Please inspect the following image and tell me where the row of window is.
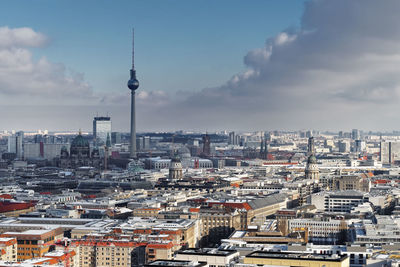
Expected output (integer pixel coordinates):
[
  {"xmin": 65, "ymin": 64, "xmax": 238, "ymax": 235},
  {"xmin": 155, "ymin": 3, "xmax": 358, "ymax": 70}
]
[
  {"xmin": 17, "ymin": 240, "xmax": 38, "ymax": 245},
  {"xmin": 19, "ymin": 247, "xmax": 39, "ymax": 251}
]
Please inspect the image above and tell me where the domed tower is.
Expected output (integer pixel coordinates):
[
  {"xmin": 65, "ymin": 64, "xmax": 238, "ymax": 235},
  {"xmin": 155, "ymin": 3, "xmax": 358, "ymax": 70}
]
[
  {"xmin": 305, "ymin": 154, "xmax": 319, "ymax": 180},
  {"xmin": 169, "ymin": 154, "xmax": 183, "ymax": 180},
  {"xmin": 70, "ymin": 131, "xmax": 90, "ymax": 158},
  {"xmin": 127, "ymin": 29, "xmax": 139, "ymax": 159}
]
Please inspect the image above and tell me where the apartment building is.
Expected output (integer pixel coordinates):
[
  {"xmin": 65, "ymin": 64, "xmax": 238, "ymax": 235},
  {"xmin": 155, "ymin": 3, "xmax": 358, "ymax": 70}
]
[
  {"xmin": 0, "ymin": 228, "xmax": 63, "ymax": 261},
  {"xmin": 0, "ymin": 237, "xmax": 17, "ymax": 262}
]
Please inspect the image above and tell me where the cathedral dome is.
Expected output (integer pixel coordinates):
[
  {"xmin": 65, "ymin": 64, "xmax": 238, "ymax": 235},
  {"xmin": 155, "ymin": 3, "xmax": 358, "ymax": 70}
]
[
  {"xmin": 70, "ymin": 133, "xmax": 90, "ymax": 158},
  {"xmin": 307, "ymin": 154, "xmax": 317, "ymax": 164},
  {"xmin": 71, "ymin": 134, "xmax": 89, "ymax": 149}
]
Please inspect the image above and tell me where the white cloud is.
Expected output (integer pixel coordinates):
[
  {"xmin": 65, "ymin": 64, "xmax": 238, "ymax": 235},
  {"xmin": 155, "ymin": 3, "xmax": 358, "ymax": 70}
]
[
  {"xmin": 133, "ymin": 0, "xmax": 400, "ymax": 131},
  {"xmin": 0, "ymin": 26, "xmax": 93, "ymax": 104},
  {"xmin": 0, "ymin": 26, "xmax": 47, "ymax": 48}
]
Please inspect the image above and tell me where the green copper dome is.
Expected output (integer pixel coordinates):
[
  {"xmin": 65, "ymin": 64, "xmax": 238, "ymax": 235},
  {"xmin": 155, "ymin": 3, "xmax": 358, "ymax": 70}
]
[
  {"xmin": 307, "ymin": 154, "xmax": 317, "ymax": 164},
  {"xmin": 171, "ymin": 154, "xmax": 181, "ymax": 163},
  {"xmin": 71, "ymin": 134, "xmax": 89, "ymax": 148}
]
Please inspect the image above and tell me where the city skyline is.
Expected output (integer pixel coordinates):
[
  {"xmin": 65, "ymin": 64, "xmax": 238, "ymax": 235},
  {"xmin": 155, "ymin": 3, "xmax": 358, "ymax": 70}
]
[
  {"xmin": 2, "ymin": 0, "xmax": 400, "ymax": 132},
  {"xmin": 2, "ymin": 2, "xmax": 400, "ymax": 264}
]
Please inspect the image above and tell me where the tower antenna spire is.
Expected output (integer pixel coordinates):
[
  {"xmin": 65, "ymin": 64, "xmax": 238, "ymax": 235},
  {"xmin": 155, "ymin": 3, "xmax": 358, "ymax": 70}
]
[{"xmin": 131, "ymin": 28, "xmax": 135, "ymax": 70}]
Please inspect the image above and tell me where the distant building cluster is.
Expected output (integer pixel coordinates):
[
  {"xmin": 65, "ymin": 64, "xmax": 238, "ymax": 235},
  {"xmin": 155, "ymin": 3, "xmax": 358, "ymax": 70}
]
[{"xmin": 0, "ymin": 129, "xmax": 400, "ymax": 266}]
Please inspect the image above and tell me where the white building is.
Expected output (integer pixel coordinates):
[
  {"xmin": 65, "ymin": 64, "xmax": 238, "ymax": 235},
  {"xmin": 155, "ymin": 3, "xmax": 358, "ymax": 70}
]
[
  {"xmin": 148, "ymin": 157, "xmax": 213, "ymax": 170},
  {"xmin": 8, "ymin": 131, "xmax": 24, "ymax": 159},
  {"xmin": 24, "ymin": 143, "xmax": 69, "ymax": 160},
  {"xmin": 175, "ymin": 248, "xmax": 239, "ymax": 266},
  {"xmin": 311, "ymin": 190, "xmax": 369, "ymax": 213},
  {"xmin": 288, "ymin": 218, "xmax": 348, "ymax": 244}
]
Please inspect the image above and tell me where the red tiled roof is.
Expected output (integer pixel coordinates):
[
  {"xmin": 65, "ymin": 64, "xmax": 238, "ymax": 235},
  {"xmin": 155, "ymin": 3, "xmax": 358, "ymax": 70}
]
[
  {"xmin": 0, "ymin": 201, "xmax": 35, "ymax": 213},
  {"xmin": 189, "ymin": 208, "xmax": 200, "ymax": 212}
]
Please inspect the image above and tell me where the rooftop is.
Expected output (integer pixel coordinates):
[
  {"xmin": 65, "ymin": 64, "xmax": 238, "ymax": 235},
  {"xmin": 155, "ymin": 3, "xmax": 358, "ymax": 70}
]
[
  {"xmin": 246, "ymin": 251, "xmax": 348, "ymax": 262},
  {"xmin": 177, "ymin": 248, "xmax": 238, "ymax": 256}
]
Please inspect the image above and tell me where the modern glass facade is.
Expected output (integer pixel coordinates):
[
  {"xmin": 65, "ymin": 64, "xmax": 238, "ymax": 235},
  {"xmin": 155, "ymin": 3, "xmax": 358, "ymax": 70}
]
[{"xmin": 93, "ymin": 117, "xmax": 112, "ymax": 146}]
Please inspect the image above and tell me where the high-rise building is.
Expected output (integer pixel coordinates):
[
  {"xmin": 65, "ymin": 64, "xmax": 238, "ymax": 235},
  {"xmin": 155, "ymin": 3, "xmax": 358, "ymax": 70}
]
[
  {"xmin": 260, "ymin": 139, "xmax": 268, "ymax": 159},
  {"xmin": 354, "ymin": 139, "xmax": 366, "ymax": 152},
  {"xmin": 235, "ymin": 135, "xmax": 241, "ymax": 146},
  {"xmin": 228, "ymin": 132, "xmax": 236, "ymax": 145},
  {"xmin": 127, "ymin": 29, "xmax": 140, "ymax": 158},
  {"xmin": 352, "ymin": 129, "xmax": 360, "ymax": 140},
  {"xmin": 8, "ymin": 131, "xmax": 24, "ymax": 159},
  {"xmin": 111, "ymin": 132, "xmax": 122, "ymax": 144},
  {"xmin": 93, "ymin": 116, "xmax": 112, "ymax": 145},
  {"xmin": 143, "ymin": 136, "xmax": 150, "ymax": 150},
  {"xmin": 202, "ymin": 134, "xmax": 211, "ymax": 156},
  {"xmin": 380, "ymin": 141, "xmax": 400, "ymax": 164},
  {"xmin": 136, "ymin": 137, "xmax": 144, "ymax": 151},
  {"xmin": 338, "ymin": 140, "xmax": 350, "ymax": 152}
]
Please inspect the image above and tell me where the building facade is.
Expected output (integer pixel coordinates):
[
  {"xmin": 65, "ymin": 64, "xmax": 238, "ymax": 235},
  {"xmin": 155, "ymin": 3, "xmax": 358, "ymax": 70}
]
[{"xmin": 93, "ymin": 117, "xmax": 112, "ymax": 146}]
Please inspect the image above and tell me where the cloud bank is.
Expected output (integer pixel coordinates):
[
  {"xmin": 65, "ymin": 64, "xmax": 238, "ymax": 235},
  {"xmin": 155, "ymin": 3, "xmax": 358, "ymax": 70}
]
[{"xmin": 135, "ymin": 0, "xmax": 400, "ymax": 131}]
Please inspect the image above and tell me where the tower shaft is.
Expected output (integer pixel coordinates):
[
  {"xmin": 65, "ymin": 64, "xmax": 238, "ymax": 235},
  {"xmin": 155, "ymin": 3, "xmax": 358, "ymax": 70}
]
[
  {"xmin": 128, "ymin": 28, "xmax": 139, "ymax": 159},
  {"xmin": 130, "ymin": 90, "xmax": 136, "ymax": 158}
]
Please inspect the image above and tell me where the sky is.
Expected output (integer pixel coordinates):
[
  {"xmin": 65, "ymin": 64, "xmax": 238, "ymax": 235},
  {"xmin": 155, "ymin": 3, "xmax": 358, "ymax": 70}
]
[{"xmin": 1, "ymin": 0, "xmax": 400, "ymax": 132}]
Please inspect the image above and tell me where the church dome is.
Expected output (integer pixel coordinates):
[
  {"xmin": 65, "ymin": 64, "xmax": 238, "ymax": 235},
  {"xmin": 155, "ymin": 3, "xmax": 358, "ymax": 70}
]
[
  {"xmin": 70, "ymin": 133, "xmax": 90, "ymax": 158},
  {"xmin": 71, "ymin": 134, "xmax": 89, "ymax": 149},
  {"xmin": 171, "ymin": 154, "xmax": 181, "ymax": 163},
  {"xmin": 307, "ymin": 154, "xmax": 317, "ymax": 164},
  {"xmin": 178, "ymin": 146, "xmax": 191, "ymax": 160}
]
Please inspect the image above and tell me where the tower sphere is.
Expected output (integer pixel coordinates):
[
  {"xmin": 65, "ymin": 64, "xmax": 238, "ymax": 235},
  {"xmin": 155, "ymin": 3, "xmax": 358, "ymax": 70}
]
[{"xmin": 128, "ymin": 78, "xmax": 139, "ymax": 90}]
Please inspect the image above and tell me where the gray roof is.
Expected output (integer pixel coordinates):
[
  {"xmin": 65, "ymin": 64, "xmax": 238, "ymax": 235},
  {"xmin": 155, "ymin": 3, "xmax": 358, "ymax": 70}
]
[{"xmin": 248, "ymin": 193, "xmax": 287, "ymax": 210}]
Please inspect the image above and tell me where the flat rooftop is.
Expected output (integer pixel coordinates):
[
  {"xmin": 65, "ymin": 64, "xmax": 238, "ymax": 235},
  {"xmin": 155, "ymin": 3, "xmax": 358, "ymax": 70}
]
[
  {"xmin": 3, "ymin": 229, "xmax": 52, "ymax": 235},
  {"xmin": 177, "ymin": 248, "xmax": 238, "ymax": 256},
  {"xmin": 145, "ymin": 260, "xmax": 207, "ymax": 266},
  {"xmin": 246, "ymin": 251, "xmax": 348, "ymax": 262}
]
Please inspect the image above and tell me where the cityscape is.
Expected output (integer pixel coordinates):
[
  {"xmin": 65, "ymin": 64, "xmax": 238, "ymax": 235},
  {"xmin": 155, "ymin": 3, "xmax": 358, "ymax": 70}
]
[{"xmin": 2, "ymin": 0, "xmax": 400, "ymax": 267}]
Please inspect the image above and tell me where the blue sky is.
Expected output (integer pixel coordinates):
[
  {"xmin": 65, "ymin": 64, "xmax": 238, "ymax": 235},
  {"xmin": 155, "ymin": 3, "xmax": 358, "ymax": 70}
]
[{"xmin": 0, "ymin": 0, "xmax": 304, "ymax": 97}]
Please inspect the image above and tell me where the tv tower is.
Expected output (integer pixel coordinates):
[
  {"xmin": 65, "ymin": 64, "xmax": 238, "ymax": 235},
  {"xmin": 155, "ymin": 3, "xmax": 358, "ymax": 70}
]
[{"xmin": 127, "ymin": 29, "xmax": 139, "ymax": 158}]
